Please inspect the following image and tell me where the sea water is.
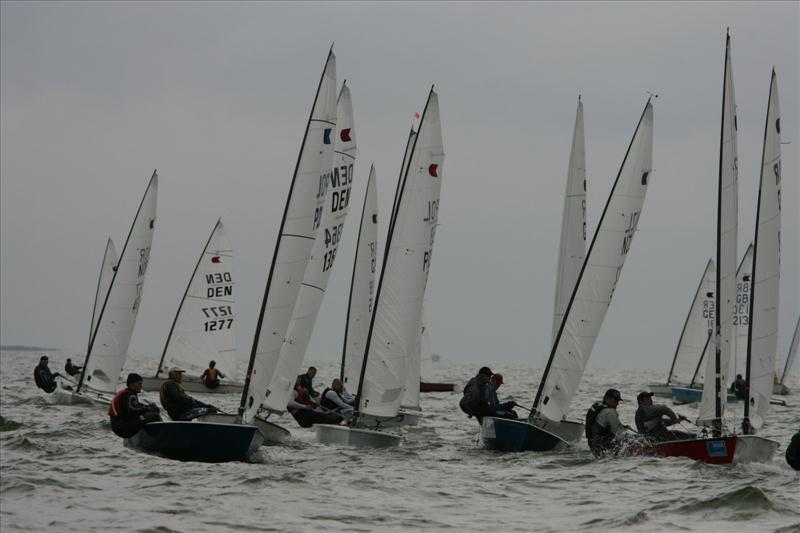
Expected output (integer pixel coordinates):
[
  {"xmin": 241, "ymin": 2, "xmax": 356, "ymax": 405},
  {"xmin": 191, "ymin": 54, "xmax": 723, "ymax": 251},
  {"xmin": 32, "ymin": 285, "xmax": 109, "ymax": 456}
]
[{"xmin": 1, "ymin": 350, "xmax": 798, "ymax": 532}]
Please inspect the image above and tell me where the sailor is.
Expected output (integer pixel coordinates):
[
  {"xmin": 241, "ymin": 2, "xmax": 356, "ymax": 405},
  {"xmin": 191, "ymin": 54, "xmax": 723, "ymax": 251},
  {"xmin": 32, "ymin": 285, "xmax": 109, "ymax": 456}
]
[
  {"xmin": 487, "ymin": 373, "xmax": 518, "ymax": 419},
  {"xmin": 585, "ymin": 389, "xmax": 634, "ymax": 457},
  {"xmin": 287, "ymin": 377, "xmax": 317, "ymax": 412},
  {"xmin": 159, "ymin": 367, "xmax": 217, "ymax": 421},
  {"xmin": 320, "ymin": 378, "xmax": 354, "ymax": 414},
  {"xmin": 459, "ymin": 366, "xmax": 493, "ymax": 424},
  {"xmin": 108, "ymin": 373, "xmax": 161, "ymax": 438},
  {"xmin": 634, "ymin": 391, "xmax": 692, "ymax": 442},
  {"xmin": 33, "ymin": 355, "xmax": 60, "ymax": 393},
  {"xmin": 731, "ymin": 374, "xmax": 748, "ymax": 400},
  {"xmin": 298, "ymin": 366, "xmax": 320, "ymax": 399},
  {"xmin": 786, "ymin": 431, "xmax": 800, "ymax": 471},
  {"xmin": 200, "ymin": 360, "xmax": 226, "ymax": 389},
  {"xmin": 64, "ymin": 358, "xmax": 83, "ymax": 377}
]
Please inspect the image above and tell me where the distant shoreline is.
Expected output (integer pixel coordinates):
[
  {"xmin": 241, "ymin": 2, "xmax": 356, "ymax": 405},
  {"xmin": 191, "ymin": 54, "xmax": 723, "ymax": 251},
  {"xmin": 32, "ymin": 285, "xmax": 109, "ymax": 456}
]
[{"xmin": 0, "ymin": 345, "xmax": 60, "ymax": 352}]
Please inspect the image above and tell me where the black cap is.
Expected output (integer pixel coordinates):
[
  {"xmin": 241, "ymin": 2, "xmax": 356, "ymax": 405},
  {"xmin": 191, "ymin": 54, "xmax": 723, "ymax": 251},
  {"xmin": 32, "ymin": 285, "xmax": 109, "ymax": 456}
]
[
  {"xmin": 603, "ymin": 388, "xmax": 623, "ymax": 402},
  {"xmin": 478, "ymin": 366, "xmax": 493, "ymax": 376},
  {"xmin": 126, "ymin": 373, "xmax": 144, "ymax": 386},
  {"xmin": 637, "ymin": 391, "xmax": 655, "ymax": 402}
]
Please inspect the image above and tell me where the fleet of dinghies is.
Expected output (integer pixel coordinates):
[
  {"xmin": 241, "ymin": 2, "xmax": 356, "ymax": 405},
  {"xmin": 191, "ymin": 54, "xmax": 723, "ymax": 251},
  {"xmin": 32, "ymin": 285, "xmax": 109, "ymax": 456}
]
[{"xmin": 46, "ymin": 34, "xmax": 795, "ymax": 465}]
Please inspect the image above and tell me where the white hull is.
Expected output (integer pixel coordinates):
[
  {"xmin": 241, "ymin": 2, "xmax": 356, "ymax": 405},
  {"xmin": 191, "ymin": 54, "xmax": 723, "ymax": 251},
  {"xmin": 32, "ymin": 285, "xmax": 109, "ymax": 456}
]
[
  {"xmin": 197, "ymin": 412, "xmax": 290, "ymax": 444},
  {"xmin": 51, "ymin": 382, "xmax": 111, "ymax": 406},
  {"xmin": 359, "ymin": 408, "xmax": 423, "ymax": 429},
  {"xmin": 315, "ymin": 424, "xmax": 401, "ymax": 448},
  {"xmin": 733, "ymin": 435, "xmax": 781, "ymax": 463},
  {"xmin": 646, "ymin": 382, "xmax": 677, "ymax": 398},
  {"xmin": 141, "ymin": 376, "xmax": 243, "ymax": 394},
  {"xmin": 530, "ymin": 416, "xmax": 583, "ymax": 444}
]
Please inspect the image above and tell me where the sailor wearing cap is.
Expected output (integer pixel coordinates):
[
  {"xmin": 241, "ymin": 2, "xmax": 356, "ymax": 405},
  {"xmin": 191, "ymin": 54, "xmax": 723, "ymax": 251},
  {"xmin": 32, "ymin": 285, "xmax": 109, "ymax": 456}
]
[
  {"xmin": 159, "ymin": 367, "xmax": 217, "ymax": 421},
  {"xmin": 459, "ymin": 366, "xmax": 494, "ymax": 424},
  {"xmin": 585, "ymin": 389, "xmax": 634, "ymax": 457},
  {"xmin": 634, "ymin": 391, "xmax": 692, "ymax": 442}
]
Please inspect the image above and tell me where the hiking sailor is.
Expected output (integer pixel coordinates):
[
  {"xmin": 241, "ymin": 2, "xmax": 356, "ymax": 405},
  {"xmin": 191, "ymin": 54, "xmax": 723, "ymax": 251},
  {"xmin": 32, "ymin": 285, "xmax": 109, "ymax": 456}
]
[
  {"xmin": 33, "ymin": 355, "xmax": 60, "ymax": 393},
  {"xmin": 634, "ymin": 391, "xmax": 692, "ymax": 442},
  {"xmin": 585, "ymin": 389, "xmax": 634, "ymax": 457},
  {"xmin": 159, "ymin": 367, "xmax": 218, "ymax": 421},
  {"xmin": 200, "ymin": 360, "xmax": 226, "ymax": 389},
  {"xmin": 64, "ymin": 358, "xmax": 83, "ymax": 377},
  {"xmin": 320, "ymin": 378, "xmax": 354, "ymax": 415},
  {"xmin": 109, "ymin": 373, "xmax": 161, "ymax": 438},
  {"xmin": 298, "ymin": 366, "xmax": 320, "ymax": 399},
  {"xmin": 459, "ymin": 366, "xmax": 493, "ymax": 424},
  {"xmin": 487, "ymin": 373, "xmax": 518, "ymax": 419}
]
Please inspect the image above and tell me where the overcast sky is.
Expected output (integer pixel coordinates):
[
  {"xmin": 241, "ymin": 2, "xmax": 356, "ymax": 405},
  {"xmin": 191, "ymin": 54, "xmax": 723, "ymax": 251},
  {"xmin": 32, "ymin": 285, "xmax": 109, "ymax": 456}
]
[{"xmin": 1, "ymin": 2, "xmax": 798, "ymax": 373}]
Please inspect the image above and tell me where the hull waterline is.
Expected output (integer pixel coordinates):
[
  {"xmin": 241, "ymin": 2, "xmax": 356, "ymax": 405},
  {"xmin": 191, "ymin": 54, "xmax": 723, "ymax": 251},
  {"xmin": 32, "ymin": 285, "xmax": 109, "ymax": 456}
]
[
  {"xmin": 315, "ymin": 424, "xmax": 401, "ymax": 448},
  {"xmin": 125, "ymin": 421, "xmax": 263, "ymax": 462},
  {"xmin": 644, "ymin": 434, "xmax": 779, "ymax": 464},
  {"xmin": 197, "ymin": 412, "xmax": 290, "ymax": 444},
  {"xmin": 481, "ymin": 417, "xmax": 571, "ymax": 452}
]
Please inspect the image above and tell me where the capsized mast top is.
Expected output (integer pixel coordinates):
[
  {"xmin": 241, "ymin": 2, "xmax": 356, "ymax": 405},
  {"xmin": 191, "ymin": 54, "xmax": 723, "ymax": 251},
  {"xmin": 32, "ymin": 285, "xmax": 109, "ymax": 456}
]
[
  {"xmin": 238, "ymin": 49, "xmax": 337, "ymax": 424},
  {"xmin": 532, "ymin": 99, "xmax": 654, "ymax": 423}
]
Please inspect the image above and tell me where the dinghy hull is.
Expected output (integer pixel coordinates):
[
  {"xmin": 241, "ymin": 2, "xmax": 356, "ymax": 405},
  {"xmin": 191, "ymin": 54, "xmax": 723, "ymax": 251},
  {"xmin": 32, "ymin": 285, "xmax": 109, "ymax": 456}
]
[
  {"xmin": 420, "ymin": 382, "xmax": 455, "ymax": 393},
  {"xmin": 481, "ymin": 417, "xmax": 570, "ymax": 452},
  {"xmin": 315, "ymin": 424, "xmax": 401, "ymax": 448},
  {"xmin": 125, "ymin": 421, "xmax": 263, "ymax": 462},
  {"xmin": 646, "ymin": 382, "xmax": 676, "ymax": 398},
  {"xmin": 197, "ymin": 413, "xmax": 290, "ymax": 444},
  {"xmin": 359, "ymin": 408, "xmax": 422, "ymax": 429},
  {"xmin": 644, "ymin": 435, "xmax": 779, "ymax": 464},
  {"xmin": 51, "ymin": 381, "xmax": 111, "ymax": 406},
  {"xmin": 141, "ymin": 376, "xmax": 243, "ymax": 394},
  {"xmin": 671, "ymin": 386, "xmax": 737, "ymax": 404}
]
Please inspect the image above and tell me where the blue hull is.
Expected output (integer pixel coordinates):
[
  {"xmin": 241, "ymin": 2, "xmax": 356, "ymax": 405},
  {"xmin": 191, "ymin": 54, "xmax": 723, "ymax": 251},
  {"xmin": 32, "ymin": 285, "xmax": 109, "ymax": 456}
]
[
  {"xmin": 671, "ymin": 386, "xmax": 737, "ymax": 404},
  {"xmin": 481, "ymin": 417, "xmax": 568, "ymax": 452},
  {"xmin": 126, "ymin": 421, "xmax": 263, "ymax": 462}
]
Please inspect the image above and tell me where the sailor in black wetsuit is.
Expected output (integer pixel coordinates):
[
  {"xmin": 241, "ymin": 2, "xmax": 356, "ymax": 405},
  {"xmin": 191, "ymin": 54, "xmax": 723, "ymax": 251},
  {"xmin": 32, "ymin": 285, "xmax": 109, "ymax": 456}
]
[
  {"xmin": 634, "ymin": 391, "xmax": 693, "ymax": 442},
  {"xmin": 298, "ymin": 367, "xmax": 320, "ymax": 400},
  {"xmin": 159, "ymin": 367, "xmax": 217, "ymax": 420},
  {"xmin": 585, "ymin": 389, "xmax": 634, "ymax": 457},
  {"xmin": 459, "ymin": 366, "xmax": 493, "ymax": 424},
  {"xmin": 109, "ymin": 373, "xmax": 161, "ymax": 438},
  {"xmin": 33, "ymin": 355, "xmax": 60, "ymax": 393},
  {"xmin": 64, "ymin": 358, "xmax": 83, "ymax": 377}
]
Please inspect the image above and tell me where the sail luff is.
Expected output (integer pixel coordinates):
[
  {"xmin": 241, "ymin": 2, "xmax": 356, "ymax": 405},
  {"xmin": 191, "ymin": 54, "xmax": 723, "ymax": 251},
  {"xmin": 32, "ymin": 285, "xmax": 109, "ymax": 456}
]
[
  {"xmin": 532, "ymin": 99, "xmax": 654, "ymax": 422},
  {"xmin": 78, "ymin": 170, "xmax": 158, "ymax": 393},
  {"xmin": 88, "ymin": 238, "xmax": 118, "ymax": 356},
  {"xmin": 261, "ymin": 81, "xmax": 357, "ymax": 413},
  {"xmin": 552, "ymin": 96, "xmax": 587, "ymax": 347},
  {"xmin": 744, "ymin": 68, "xmax": 781, "ymax": 430},
  {"xmin": 781, "ymin": 316, "xmax": 800, "ymax": 384},
  {"xmin": 341, "ymin": 166, "xmax": 377, "ymax": 389},
  {"xmin": 666, "ymin": 258, "xmax": 715, "ymax": 385},
  {"xmin": 238, "ymin": 50, "xmax": 337, "ymax": 422}
]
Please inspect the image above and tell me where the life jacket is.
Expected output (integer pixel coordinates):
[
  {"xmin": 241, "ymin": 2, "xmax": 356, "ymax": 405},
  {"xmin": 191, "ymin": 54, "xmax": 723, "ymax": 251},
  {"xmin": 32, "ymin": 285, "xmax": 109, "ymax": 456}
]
[
  {"xmin": 109, "ymin": 389, "xmax": 129, "ymax": 417},
  {"xmin": 585, "ymin": 402, "xmax": 615, "ymax": 452},
  {"xmin": 320, "ymin": 388, "xmax": 346, "ymax": 411},
  {"xmin": 205, "ymin": 368, "xmax": 218, "ymax": 382},
  {"xmin": 294, "ymin": 386, "xmax": 314, "ymax": 406}
]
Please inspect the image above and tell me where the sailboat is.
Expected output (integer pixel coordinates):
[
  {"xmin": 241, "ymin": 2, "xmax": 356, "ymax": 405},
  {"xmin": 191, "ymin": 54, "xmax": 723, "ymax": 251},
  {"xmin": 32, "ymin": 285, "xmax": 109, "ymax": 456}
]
[
  {"xmin": 648, "ymin": 259, "xmax": 715, "ymax": 398},
  {"xmin": 482, "ymin": 98, "xmax": 654, "ymax": 452},
  {"xmin": 774, "ymin": 316, "xmax": 799, "ymax": 395},
  {"xmin": 645, "ymin": 35, "xmax": 780, "ymax": 464},
  {"xmin": 670, "ymin": 246, "xmax": 751, "ymax": 404},
  {"xmin": 256, "ymin": 80, "xmax": 358, "ymax": 427},
  {"xmin": 316, "ymin": 87, "xmax": 444, "ymax": 447},
  {"xmin": 126, "ymin": 50, "xmax": 337, "ymax": 461},
  {"xmin": 54, "ymin": 171, "xmax": 158, "ymax": 406},
  {"xmin": 142, "ymin": 218, "xmax": 242, "ymax": 394}
]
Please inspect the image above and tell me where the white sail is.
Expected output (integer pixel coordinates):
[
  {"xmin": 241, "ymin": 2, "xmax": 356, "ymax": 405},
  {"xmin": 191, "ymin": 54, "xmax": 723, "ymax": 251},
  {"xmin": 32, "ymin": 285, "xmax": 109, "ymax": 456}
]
[
  {"xmin": 780, "ymin": 316, "xmax": 800, "ymax": 384},
  {"xmin": 79, "ymin": 171, "xmax": 158, "ymax": 394},
  {"xmin": 341, "ymin": 166, "xmax": 377, "ymax": 393},
  {"xmin": 89, "ymin": 238, "xmax": 118, "ymax": 345},
  {"xmin": 358, "ymin": 89, "xmax": 444, "ymax": 419},
  {"xmin": 667, "ymin": 259, "xmax": 715, "ymax": 386},
  {"xmin": 730, "ymin": 243, "xmax": 754, "ymax": 381},
  {"xmin": 401, "ymin": 308, "xmax": 428, "ymax": 410},
  {"xmin": 240, "ymin": 51, "xmax": 337, "ymax": 424},
  {"xmin": 262, "ymin": 81, "xmax": 357, "ymax": 413},
  {"xmin": 533, "ymin": 101, "xmax": 654, "ymax": 423},
  {"xmin": 552, "ymin": 97, "xmax": 587, "ymax": 346},
  {"xmin": 699, "ymin": 33, "xmax": 739, "ymax": 426},
  {"xmin": 157, "ymin": 219, "xmax": 237, "ymax": 380},
  {"xmin": 419, "ymin": 310, "xmax": 434, "ymax": 383},
  {"xmin": 745, "ymin": 69, "xmax": 781, "ymax": 430}
]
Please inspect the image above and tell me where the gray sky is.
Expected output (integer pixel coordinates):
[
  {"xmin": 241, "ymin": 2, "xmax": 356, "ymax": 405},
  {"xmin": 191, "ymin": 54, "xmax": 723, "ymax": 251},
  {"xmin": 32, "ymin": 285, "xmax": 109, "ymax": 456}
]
[{"xmin": 1, "ymin": 2, "xmax": 798, "ymax": 372}]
